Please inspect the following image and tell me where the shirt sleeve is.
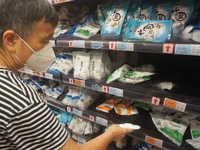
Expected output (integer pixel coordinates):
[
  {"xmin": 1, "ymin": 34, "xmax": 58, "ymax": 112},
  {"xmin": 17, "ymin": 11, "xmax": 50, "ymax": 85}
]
[{"xmin": 6, "ymin": 102, "xmax": 70, "ymax": 150}]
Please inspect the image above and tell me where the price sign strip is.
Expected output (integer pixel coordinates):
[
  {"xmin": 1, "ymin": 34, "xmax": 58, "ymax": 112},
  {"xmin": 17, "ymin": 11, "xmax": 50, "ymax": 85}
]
[
  {"xmin": 69, "ymin": 40, "xmax": 85, "ymax": 48},
  {"xmin": 109, "ymin": 41, "xmax": 134, "ymax": 51},
  {"xmin": 175, "ymin": 44, "xmax": 200, "ymax": 56},
  {"xmin": 145, "ymin": 135, "xmax": 163, "ymax": 148},
  {"xmin": 163, "ymin": 98, "xmax": 187, "ymax": 112}
]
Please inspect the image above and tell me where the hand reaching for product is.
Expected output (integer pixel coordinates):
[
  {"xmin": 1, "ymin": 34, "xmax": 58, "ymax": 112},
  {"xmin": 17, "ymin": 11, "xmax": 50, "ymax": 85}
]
[{"xmin": 106, "ymin": 124, "xmax": 136, "ymax": 142}]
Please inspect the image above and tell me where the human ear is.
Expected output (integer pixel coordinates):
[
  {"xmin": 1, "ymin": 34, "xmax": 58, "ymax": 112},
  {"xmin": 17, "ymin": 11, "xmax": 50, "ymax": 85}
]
[{"xmin": 2, "ymin": 30, "xmax": 19, "ymax": 53}]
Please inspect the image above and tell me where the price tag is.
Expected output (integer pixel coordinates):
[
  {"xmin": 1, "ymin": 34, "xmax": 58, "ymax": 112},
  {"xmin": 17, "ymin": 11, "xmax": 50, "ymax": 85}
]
[
  {"xmin": 67, "ymin": 106, "xmax": 72, "ymax": 113},
  {"xmin": 91, "ymin": 41, "xmax": 103, "ymax": 49},
  {"xmin": 73, "ymin": 40, "xmax": 85, "ymax": 48},
  {"xmin": 109, "ymin": 87, "xmax": 123, "ymax": 97},
  {"xmin": 151, "ymin": 97, "xmax": 160, "ymax": 106},
  {"xmin": 163, "ymin": 43, "xmax": 174, "ymax": 54},
  {"xmin": 175, "ymin": 44, "xmax": 191, "ymax": 55},
  {"xmin": 45, "ymin": 73, "xmax": 53, "ymax": 79},
  {"xmin": 109, "ymin": 41, "xmax": 116, "ymax": 50},
  {"xmin": 75, "ymin": 79, "xmax": 85, "ymax": 87},
  {"xmin": 96, "ymin": 116, "xmax": 108, "ymax": 126},
  {"xmin": 69, "ymin": 78, "xmax": 74, "ymax": 84},
  {"xmin": 116, "ymin": 42, "xmax": 134, "ymax": 51},
  {"xmin": 190, "ymin": 45, "xmax": 200, "ymax": 56},
  {"xmin": 72, "ymin": 108, "xmax": 83, "ymax": 116},
  {"xmin": 69, "ymin": 40, "xmax": 73, "ymax": 47},
  {"xmin": 49, "ymin": 40, "xmax": 56, "ymax": 47},
  {"xmin": 163, "ymin": 98, "xmax": 186, "ymax": 112},
  {"xmin": 145, "ymin": 135, "xmax": 163, "ymax": 148},
  {"xmin": 25, "ymin": 68, "xmax": 33, "ymax": 75},
  {"xmin": 77, "ymin": 136, "xmax": 87, "ymax": 143},
  {"xmin": 72, "ymin": 134, "xmax": 77, "ymax": 140},
  {"xmin": 89, "ymin": 115, "xmax": 95, "ymax": 122},
  {"xmin": 102, "ymin": 86, "xmax": 108, "ymax": 93}
]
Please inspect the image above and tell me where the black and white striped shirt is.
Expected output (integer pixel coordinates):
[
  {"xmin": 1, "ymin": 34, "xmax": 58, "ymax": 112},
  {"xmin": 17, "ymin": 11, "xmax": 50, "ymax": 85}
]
[{"xmin": 0, "ymin": 68, "xmax": 69, "ymax": 150}]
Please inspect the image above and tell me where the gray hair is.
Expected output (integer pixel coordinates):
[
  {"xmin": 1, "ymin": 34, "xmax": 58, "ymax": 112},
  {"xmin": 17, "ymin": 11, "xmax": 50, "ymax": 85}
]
[{"xmin": 0, "ymin": 0, "xmax": 59, "ymax": 44}]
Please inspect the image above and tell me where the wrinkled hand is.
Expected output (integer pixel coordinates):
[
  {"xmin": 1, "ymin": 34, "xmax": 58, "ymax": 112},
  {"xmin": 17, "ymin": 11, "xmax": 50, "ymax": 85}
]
[{"xmin": 106, "ymin": 124, "xmax": 133, "ymax": 142}]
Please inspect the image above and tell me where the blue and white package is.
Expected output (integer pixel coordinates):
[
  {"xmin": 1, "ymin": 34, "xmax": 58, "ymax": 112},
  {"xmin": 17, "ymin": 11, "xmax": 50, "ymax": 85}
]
[
  {"xmin": 126, "ymin": 0, "xmax": 142, "ymax": 21},
  {"xmin": 100, "ymin": 0, "xmax": 115, "ymax": 20},
  {"xmin": 171, "ymin": 0, "xmax": 195, "ymax": 36},
  {"xmin": 97, "ymin": 5, "xmax": 105, "ymax": 28},
  {"xmin": 155, "ymin": 2, "xmax": 172, "ymax": 20},
  {"xmin": 140, "ymin": 5, "xmax": 154, "ymax": 20},
  {"xmin": 122, "ymin": 0, "xmax": 142, "ymax": 33},
  {"xmin": 123, "ymin": 20, "xmax": 172, "ymax": 43},
  {"xmin": 48, "ymin": 54, "xmax": 73, "ymax": 75},
  {"xmin": 101, "ymin": 0, "xmax": 131, "ymax": 36}
]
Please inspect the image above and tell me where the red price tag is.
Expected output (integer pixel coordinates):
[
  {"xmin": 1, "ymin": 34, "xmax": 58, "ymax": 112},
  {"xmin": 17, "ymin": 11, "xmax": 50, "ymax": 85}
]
[
  {"xmin": 69, "ymin": 78, "xmax": 74, "ymax": 84},
  {"xmin": 163, "ymin": 43, "xmax": 174, "ymax": 54},
  {"xmin": 109, "ymin": 41, "xmax": 116, "ymax": 50},
  {"xmin": 102, "ymin": 86, "xmax": 108, "ymax": 93},
  {"xmin": 151, "ymin": 97, "xmax": 160, "ymax": 106},
  {"xmin": 72, "ymin": 134, "xmax": 77, "ymax": 140},
  {"xmin": 67, "ymin": 106, "xmax": 72, "ymax": 113},
  {"xmin": 89, "ymin": 115, "xmax": 95, "ymax": 122},
  {"xmin": 69, "ymin": 40, "xmax": 73, "ymax": 47}
]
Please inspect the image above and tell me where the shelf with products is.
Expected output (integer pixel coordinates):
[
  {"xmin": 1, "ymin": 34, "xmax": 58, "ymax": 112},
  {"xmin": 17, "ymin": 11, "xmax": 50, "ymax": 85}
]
[
  {"xmin": 45, "ymin": 94, "xmax": 195, "ymax": 150},
  {"xmin": 62, "ymin": 72, "xmax": 200, "ymax": 116},
  {"xmin": 19, "ymin": 67, "xmax": 200, "ymax": 116},
  {"xmin": 48, "ymin": 97, "xmax": 131, "ymax": 150},
  {"xmin": 18, "ymin": 67, "xmax": 62, "ymax": 82}
]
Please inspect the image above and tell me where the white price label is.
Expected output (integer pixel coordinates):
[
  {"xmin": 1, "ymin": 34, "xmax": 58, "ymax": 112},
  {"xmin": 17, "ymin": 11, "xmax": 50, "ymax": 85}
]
[
  {"xmin": 49, "ymin": 40, "xmax": 56, "ymax": 47},
  {"xmin": 116, "ymin": 42, "xmax": 134, "ymax": 51},
  {"xmin": 72, "ymin": 108, "xmax": 83, "ymax": 117},
  {"xmin": 96, "ymin": 116, "xmax": 108, "ymax": 126},
  {"xmin": 73, "ymin": 40, "xmax": 85, "ymax": 48},
  {"xmin": 109, "ymin": 87, "xmax": 123, "ymax": 97},
  {"xmin": 45, "ymin": 73, "xmax": 53, "ymax": 79},
  {"xmin": 77, "ymin": 136, "xmax": 87, "ymax": 143},
  {"xmin": 25, "ymin": 68, "xmax": 33, "ymax": 75},
  {"xmin": 191, "ymin": 45, "xmax": 200, "ymax": 56}
]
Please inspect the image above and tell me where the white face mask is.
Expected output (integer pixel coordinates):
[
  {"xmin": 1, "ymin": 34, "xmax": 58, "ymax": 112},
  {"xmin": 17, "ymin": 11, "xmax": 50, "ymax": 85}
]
[{"xmin": 15, "ymin": 34, "xmax": 55, "ymax": 72}]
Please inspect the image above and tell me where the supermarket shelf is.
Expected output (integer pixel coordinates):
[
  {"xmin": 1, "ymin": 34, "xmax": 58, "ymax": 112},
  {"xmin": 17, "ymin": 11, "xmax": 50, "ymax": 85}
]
[
  {"xmin": 18, "ymin": 67, "xmax": 61, "ymax": 82},
  {"xmin": 20, "ymin": 68, "xmax": 200, "ymax": 116},
  {"xmin": 62, "ymin": 73, "xmax": 200, "ymax": 116},
  {"xmin": 45, "ymin": 96, "xmax": 195, "ymax": 150},
  {"xmin": 55, "ymin": 34, "xmax": 200, "ymax": 56}
]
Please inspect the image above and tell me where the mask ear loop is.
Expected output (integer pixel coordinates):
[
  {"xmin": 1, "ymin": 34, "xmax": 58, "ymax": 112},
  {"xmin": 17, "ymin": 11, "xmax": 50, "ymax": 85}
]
[
  {"xmin": 14, "ymin": 53, "xmax": 27, "ymax": 66},
  {"xmin": 16, "ymin": 33, "xmax": 36, "ymax": 53}
]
